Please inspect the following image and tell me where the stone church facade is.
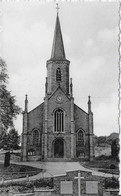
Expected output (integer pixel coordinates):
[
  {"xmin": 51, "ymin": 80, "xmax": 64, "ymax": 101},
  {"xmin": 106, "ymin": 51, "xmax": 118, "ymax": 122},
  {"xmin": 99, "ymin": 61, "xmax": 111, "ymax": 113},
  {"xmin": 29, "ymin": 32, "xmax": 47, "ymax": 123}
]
[{"xmin": 21, "ymin": 13, "xmax": 95, "ymax": 162}]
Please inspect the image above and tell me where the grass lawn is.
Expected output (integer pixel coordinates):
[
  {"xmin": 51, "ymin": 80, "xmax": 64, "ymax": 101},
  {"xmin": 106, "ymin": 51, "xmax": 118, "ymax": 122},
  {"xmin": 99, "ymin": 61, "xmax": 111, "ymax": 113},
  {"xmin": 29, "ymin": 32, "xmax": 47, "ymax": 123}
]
[
  {"xmin": 81, "ymin": 156, "xmax": 119, "ymax": 175},
  {"xmin": 0, "ymin": 162, "xmax": 42, "ymax": 181}
]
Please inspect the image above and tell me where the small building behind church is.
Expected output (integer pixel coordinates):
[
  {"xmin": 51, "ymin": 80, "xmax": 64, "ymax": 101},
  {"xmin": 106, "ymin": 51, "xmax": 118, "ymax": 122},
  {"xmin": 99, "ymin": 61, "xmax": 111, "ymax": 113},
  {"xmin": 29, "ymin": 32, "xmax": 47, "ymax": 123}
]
[{"xmin": 21, "ymin": 12, "xmax": 95, "ymax": 162}]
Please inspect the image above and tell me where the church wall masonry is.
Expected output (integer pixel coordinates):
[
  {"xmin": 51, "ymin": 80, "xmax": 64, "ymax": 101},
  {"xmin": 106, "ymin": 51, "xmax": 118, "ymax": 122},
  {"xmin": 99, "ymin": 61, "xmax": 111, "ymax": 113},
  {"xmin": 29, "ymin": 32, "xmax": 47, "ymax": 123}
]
[
  {"xmin": 45, "ymin": 88, "xmax": 73, "ymax": 160},
  {"xmin": 47, "ymin": 61, "xmax": 70, "ymax": 95},
  {"xmin": 74, "ymin": 105, "xmax": 90, "ymax": 160},
  {"xmin": 28, "ymin": 103, "xmax": 44, "ymax": 130},
  {"xmin": 74, "ymin": 105, "xmax": 88, "ymax": 132}
]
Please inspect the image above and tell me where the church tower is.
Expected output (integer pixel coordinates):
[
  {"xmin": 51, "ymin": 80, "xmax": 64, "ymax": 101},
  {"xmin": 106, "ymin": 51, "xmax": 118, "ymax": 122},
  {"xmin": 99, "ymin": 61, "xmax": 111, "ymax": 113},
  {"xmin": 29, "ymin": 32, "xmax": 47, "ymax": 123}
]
[
  {"xmin": 21, "ymin": 7, "xmax": 95, "ymax": 162},
  {"xmin": 44, "ymin": 11, "xmax": 75, "ymax": 161}
]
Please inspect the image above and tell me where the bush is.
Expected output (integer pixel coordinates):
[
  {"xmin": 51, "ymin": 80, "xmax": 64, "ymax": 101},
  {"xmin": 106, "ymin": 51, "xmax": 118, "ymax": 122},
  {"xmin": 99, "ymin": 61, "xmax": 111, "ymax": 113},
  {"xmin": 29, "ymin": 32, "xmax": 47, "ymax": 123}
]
[
  {"xmin": 110, "ymin": 164, "xmax": 116, "ymax": 169},
  {"xmin": 34, "ymin": 178, "xmax": 53, "ymax": 188},
  {"xmin": 105, "ymin": 177, "xmax": 119, "ymax": 189},
  {"xmin": 19, "ymin": 167, "xmax": 26, "ymax": 173},
  {"xmin": 95, "ymin": 155, "xmax": 111, "ymax": 160},
  {"xmin": 111, "ymin": 140, "xmax": 119, "ymax": 158}
]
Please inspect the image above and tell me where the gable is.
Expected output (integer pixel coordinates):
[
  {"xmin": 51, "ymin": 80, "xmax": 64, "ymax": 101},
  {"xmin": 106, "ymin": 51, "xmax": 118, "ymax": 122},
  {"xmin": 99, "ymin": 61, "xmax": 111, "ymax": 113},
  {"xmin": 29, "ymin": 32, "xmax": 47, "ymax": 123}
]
[
  {"xmin": 28, "ymin": 102, "xmax": 44, "ymax": 131},
  {"xmin": 48, "ymin": 86, "xmax": 70, "ymax": 105},
  {"xmin": 74, "ymin": 104, "xmax": 88, "ymax": 132},
  {"xmin": 48, "ymin": 85, "xmax": 70, "ymax": 101}
]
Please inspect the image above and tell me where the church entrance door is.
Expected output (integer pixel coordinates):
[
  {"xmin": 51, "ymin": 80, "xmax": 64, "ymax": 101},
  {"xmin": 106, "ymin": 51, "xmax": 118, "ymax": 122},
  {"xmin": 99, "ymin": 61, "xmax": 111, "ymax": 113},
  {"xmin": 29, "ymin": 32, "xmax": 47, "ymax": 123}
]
[{"xmin": 54, "ymin": 139, "xmax": 64, "ymax": 158}]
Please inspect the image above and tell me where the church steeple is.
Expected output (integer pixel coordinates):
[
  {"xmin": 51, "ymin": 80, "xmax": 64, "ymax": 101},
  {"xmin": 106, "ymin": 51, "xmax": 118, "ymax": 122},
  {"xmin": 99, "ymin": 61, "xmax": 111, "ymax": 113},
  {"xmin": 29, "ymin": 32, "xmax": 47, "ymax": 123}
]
[
  {"xmin": 51, "ymin": 13, "xmax": 66, "ymax": 60},
  {"xmin": 46, "ymin": 6, "xmax": 70, "ymax": 95}
]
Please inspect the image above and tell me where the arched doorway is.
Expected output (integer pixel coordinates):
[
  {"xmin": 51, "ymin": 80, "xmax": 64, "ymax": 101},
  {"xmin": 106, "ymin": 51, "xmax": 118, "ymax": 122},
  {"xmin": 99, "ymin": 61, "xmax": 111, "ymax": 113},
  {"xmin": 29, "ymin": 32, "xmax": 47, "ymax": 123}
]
[{"xmin": 54, "ymin": 139, "xmax": 64, "ymax": 158}]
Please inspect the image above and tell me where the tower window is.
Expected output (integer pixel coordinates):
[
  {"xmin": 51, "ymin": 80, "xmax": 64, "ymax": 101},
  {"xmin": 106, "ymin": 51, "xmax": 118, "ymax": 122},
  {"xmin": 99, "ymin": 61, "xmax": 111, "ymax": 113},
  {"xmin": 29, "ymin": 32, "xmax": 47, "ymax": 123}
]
[
  {"xmin": 33, "ymin": 129, "xmax": 39, "ymax": 146},
  {"xmin": 77, "ymin": 130, "xmax": 84, "ymax": 146},
  {"xmin": 56, "ymin": 68, "xmax": 61, "ymax": 82},
  {"xmin": 54, "ymin": 109, "xmax": 64, "ymax": 132}
]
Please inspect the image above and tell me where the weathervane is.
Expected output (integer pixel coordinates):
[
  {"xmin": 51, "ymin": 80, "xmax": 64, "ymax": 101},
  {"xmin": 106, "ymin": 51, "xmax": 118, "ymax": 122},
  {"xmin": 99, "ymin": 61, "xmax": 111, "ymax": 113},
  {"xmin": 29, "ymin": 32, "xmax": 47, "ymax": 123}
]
[{"xmin": 56, "ymin": 3, "xmax": 60, "ymax": 14}]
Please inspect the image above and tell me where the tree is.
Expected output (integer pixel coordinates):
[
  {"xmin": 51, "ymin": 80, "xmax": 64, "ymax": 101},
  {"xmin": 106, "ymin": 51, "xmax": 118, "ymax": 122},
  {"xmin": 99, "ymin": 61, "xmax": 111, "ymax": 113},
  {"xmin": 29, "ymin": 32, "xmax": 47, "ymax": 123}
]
[
  {"xmin": 0, "ymin": 58, "xmax": 21, "ymax": 131},
  {"xmin": 111, "ymin": 139, "xmax": 118, "ymax": 158},
  {"xmin": 0, "ymin": 129, "xmax": 8, "ymax": 148},
  {"xmin": 7, "ymin": 128, "xmax": 20, "ymax": 151}
]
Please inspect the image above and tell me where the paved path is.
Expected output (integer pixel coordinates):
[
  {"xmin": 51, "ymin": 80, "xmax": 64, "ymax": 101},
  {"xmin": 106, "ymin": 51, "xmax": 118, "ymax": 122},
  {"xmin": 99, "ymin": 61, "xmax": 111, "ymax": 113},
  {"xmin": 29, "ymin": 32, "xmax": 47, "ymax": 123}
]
[{"xmin": 0, "ymin": 161, "xmax": 118, "ymax": 184}]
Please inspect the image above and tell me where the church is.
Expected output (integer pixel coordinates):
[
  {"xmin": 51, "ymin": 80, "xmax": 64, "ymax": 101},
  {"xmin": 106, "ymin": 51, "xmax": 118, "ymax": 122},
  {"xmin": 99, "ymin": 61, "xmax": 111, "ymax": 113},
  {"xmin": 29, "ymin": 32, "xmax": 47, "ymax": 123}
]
[{"xmin": 21, "ymin": 10, "xmax": 95, "ymax": 162}]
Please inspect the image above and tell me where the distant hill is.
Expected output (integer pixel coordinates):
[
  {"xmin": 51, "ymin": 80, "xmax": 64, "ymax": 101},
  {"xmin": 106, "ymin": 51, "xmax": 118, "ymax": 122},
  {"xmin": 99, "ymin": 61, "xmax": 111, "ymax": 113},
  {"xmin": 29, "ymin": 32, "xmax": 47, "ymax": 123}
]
[{"xmin": 94, "ymin": 132, "xmax": 119, "ymax": 147}]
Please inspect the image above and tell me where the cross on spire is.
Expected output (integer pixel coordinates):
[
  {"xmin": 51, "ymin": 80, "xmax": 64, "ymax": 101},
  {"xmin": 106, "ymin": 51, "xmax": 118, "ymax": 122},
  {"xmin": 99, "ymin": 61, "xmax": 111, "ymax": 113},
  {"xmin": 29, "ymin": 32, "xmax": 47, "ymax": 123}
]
[
  {"xmin": 51, "ymin": 4, "xmax": 66, "ymax": 60},
  {"xmin": 56, "ymin": 3, "xmax": 60, "ymax": 14}
]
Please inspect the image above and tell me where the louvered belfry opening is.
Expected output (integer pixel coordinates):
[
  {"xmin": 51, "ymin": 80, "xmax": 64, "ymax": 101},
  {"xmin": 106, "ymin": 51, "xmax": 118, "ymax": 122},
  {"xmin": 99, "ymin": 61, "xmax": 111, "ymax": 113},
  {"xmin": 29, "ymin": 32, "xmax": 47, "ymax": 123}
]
[{"xmin": 56, "ymin": 68, "xmax": 61, "ymax": 82}]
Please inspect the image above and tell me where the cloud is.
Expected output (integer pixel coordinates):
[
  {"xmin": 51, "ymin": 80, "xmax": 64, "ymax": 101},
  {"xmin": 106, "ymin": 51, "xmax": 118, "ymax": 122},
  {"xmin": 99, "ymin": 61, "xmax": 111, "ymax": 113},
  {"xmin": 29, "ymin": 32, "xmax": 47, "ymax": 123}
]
[
  {"xmin": 94, "ymin": 93, "xmax": 118, "ymax": 136},
  {"xmin": 98, "ymin": 27, "xmax": 118, "ymax": 44}
]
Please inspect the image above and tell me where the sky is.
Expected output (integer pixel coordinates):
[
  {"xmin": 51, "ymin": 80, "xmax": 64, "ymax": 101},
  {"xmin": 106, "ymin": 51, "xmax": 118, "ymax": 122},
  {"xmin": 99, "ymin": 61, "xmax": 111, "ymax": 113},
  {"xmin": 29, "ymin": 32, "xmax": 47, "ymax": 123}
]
[{"xmin": 0, "ymin": 1, "xmax": 119, "ymax": 136}]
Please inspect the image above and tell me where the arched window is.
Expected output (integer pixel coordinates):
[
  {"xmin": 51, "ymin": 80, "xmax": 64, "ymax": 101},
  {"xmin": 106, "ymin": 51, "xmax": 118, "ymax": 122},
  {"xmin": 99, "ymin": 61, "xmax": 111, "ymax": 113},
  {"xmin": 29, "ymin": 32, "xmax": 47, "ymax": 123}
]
[
  {"xmin": 56, "ymin": 68, "xmax": 61, "ymax": 82},
  {"xmin": 33, "ymin": 129, "xmax": 39, "ymax": 146},
  {"xmin": 77, "ymin": 130, "xmax": 84, "ymax": 146},
  {"xmin": 54, "ymin": 109, "xmax": 64, "ymax": 132}
]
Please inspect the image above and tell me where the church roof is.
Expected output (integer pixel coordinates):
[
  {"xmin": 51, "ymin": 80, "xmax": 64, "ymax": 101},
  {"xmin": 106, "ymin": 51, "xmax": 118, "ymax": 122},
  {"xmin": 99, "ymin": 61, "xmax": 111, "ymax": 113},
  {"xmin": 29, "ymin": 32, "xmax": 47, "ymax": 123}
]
[{"xmin": 51, "ymin": 14, "xmax": 66, "ymax": 60}]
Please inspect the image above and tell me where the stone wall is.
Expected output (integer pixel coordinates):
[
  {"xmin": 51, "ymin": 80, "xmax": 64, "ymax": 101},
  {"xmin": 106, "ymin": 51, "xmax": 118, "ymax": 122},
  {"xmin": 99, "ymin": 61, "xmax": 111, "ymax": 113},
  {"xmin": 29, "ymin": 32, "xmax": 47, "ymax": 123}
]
[
  {"xmin": 34, "ymin": 188, "xmax": 56, "ymax": 196},
  {"xmin": 53, "ymin": 170, "xmax": 105, "ymax": 196}
]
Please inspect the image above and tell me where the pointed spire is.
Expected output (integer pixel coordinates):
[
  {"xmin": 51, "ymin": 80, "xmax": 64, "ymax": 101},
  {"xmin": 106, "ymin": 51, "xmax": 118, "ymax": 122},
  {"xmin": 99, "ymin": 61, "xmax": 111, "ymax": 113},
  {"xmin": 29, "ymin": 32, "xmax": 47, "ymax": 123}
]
[
  {"xmin": 51, "ymin": 11, "xmax": 66, "ymax": 60},
  {"xmin": 25, "ymin": 94, "xmax": 28, "ymax": 113},
  {"xmin": 88, "ymin": 96, "xmax": 91, "ymax": 113}
]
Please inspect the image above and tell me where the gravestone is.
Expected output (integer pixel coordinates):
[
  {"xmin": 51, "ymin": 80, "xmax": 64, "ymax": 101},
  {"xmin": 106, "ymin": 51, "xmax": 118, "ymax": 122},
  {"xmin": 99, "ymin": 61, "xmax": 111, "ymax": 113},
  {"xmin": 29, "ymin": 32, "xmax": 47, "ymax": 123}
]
[
  {"xmin": 86, "ymin": 181, "xmax": 98, "ymax": 194},
  {"xmin": 60, "ymin": 181, "xmax": 73, "ymax": 194}
]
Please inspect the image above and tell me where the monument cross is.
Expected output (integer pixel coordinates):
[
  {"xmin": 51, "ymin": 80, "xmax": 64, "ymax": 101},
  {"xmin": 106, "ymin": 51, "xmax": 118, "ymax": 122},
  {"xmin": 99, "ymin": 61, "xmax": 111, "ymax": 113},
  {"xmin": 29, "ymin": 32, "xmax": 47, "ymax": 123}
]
[{"xmin": 74, "ymin": 172, "xmax": 84, "ymax": 196}]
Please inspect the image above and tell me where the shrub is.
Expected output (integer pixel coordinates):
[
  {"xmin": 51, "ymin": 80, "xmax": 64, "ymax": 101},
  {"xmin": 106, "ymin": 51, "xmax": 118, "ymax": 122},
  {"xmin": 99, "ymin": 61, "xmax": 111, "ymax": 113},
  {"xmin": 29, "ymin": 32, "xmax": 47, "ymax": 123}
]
[
  {"xmin": 105, "ymin": 177, "xmax": 119, "ymax": 189},
  {"xmin": 34, "ymin": 178, "xmax": 53, "ymax": 188},
  {"xmin": 19, "ymin": 167, "xmax": 26, "ymax": 173},
  {"xmin": 110, "ymin": 164, "xmax": 116, "ymax": 169}
]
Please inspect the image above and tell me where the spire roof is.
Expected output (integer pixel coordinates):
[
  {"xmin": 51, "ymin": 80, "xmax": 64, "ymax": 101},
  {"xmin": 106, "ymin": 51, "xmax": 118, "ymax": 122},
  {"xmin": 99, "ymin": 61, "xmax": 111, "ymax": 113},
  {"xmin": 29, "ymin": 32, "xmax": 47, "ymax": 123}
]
[{"xmin": 51, "ymin": 14, "xmax": 66, "ymax": 60}]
